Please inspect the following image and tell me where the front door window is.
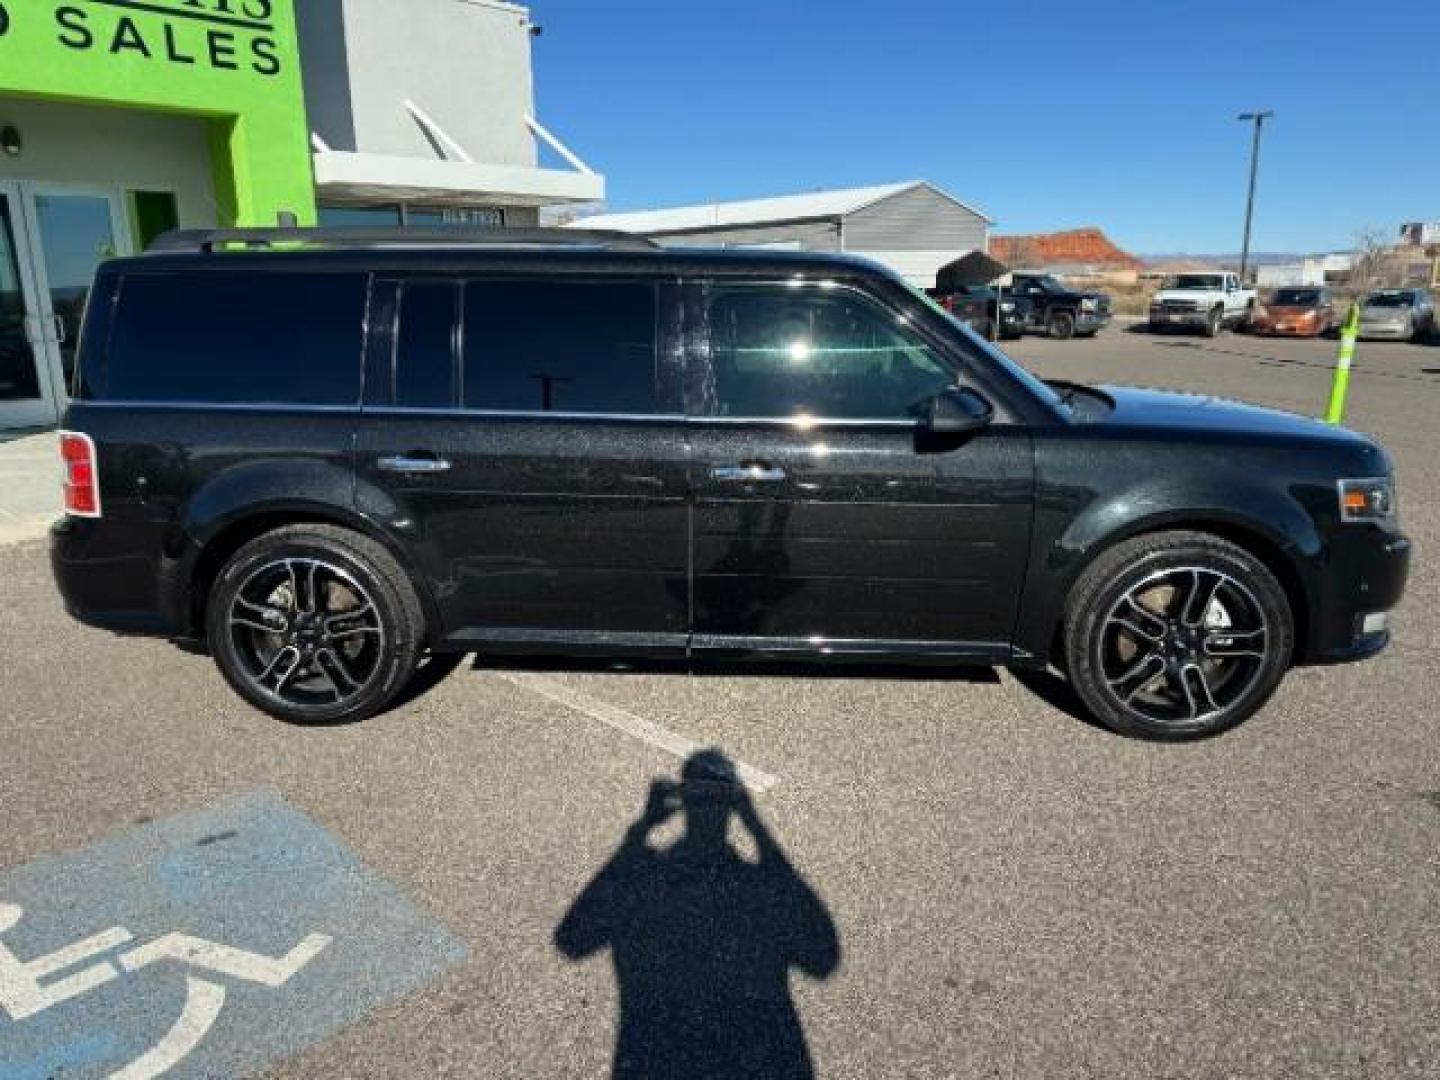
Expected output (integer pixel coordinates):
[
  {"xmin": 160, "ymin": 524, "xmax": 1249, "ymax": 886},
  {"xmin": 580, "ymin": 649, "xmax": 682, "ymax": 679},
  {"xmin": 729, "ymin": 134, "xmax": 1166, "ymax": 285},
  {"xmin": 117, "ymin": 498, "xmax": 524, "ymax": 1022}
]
[{"xmin": 703, "ymin": 284, "xmax": 954, "ymax": 421}]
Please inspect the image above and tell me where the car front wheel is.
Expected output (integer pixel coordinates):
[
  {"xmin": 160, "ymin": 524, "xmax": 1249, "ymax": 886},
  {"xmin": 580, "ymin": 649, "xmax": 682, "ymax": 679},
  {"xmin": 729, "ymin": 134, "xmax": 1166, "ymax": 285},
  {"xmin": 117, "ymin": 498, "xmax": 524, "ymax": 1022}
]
[
  {"xmin": 1049, "ymin": 311, "xmax": 1076, "ymax": 339},
  {"xmin": 1062, "ymin": 530, "xmax": 1294, "ymax": 740},
  {"xmin": 206, "ymin": 524, "xmax": 425, "ymax": 725}
]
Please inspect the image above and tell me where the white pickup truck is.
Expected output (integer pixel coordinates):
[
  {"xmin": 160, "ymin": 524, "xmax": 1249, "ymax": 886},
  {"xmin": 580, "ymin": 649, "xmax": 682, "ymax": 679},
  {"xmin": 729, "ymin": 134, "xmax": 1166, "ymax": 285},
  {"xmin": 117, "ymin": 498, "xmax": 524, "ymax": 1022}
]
[{"xmin": 1148, "ymin": 272, "xmax": 1257, "ymax": 336}]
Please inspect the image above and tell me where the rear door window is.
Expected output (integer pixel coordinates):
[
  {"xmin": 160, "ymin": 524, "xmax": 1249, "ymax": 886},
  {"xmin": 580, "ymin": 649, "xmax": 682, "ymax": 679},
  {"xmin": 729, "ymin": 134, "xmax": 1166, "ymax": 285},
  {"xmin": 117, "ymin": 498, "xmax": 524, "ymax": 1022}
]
[
  {"xmin": 393, "ymin": 280, "xmax": 458, "ymax": 409},
  {"xmin": 461, "ymin": 280, "xmax": 658, "ymax": 414},
  {"xmin": 107, "ymin": 271, "xmax": 367, "ymax": 406}
]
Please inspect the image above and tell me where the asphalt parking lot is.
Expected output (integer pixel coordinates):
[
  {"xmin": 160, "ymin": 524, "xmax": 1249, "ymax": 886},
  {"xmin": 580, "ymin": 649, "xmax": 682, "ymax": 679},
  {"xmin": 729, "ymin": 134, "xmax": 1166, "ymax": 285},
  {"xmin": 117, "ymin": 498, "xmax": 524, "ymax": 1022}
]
[{"xmin": 1, "ymin": 328, "xmax": 1437, "ymax": 1078}]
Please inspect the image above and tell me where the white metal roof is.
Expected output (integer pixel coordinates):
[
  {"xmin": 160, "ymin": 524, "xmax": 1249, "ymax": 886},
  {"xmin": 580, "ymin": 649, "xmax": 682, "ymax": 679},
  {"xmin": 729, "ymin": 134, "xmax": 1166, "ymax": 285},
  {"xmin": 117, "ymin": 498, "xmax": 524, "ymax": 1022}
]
[{"xmin": 570, "ymin": 181, "xmax": 986, "ymax": 234}]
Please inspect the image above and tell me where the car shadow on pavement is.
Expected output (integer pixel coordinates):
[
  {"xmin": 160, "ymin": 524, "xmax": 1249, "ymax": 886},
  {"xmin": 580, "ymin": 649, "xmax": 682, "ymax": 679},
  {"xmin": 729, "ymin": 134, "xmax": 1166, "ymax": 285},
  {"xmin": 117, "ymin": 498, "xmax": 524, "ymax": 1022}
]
[
  {"xmin": 1008, "ymin": 667, "xmax": 1108, "ymax": 733},
  {"xmin": 469, "ymin": 653, "xmax": 1001, "ymax": 684},
  {"xmin": 555, "ymin": 749, "xmax": 840, "ymax": 1080}
]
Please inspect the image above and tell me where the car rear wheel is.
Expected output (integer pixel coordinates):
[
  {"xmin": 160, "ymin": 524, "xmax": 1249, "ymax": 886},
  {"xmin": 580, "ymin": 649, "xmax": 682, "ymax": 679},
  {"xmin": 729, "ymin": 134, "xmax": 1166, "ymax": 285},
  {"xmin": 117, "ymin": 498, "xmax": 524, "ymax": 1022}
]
[
  {"xmin": 1049, "ymin": 311, "xmax": 1076, "ymax": 340},
  {"xmin": 206, "ymin": 524, "xmax": 425, "ymax": 725},
  {"xmin": 1062, "ymin": 530, "xmax": 1294, "ymax": 740}
]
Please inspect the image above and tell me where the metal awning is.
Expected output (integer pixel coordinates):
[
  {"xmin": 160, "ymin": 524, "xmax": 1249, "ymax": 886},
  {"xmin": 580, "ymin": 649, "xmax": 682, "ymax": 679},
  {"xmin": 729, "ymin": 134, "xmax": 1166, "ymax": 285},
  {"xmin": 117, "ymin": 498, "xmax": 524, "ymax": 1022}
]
[{"xmin": 313, "ymin": 152, "xmax": 605, "ymax": 208}]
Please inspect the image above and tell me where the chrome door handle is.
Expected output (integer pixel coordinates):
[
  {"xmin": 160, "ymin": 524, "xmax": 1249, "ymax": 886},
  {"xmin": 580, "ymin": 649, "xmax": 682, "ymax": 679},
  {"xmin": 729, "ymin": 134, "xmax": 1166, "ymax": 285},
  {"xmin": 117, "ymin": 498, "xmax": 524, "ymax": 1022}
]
[
  {"xmin": 377, "ymin": 455, "xmax": 452, "ymax": 474},
  {"xmin": 711, "ymin": 464, "xmax": 787, "ymax": 483},
  {"xmin": 52, "ymin": 314, "xmax": 67, "ymax": 346}
]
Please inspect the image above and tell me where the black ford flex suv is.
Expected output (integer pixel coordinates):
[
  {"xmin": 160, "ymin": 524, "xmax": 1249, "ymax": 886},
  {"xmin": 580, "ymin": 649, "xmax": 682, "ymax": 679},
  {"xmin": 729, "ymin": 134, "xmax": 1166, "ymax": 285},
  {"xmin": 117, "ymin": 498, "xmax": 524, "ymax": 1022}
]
[{"xmin": 52, "ymin": 229, "xmax": 1410, "ymax": 740}]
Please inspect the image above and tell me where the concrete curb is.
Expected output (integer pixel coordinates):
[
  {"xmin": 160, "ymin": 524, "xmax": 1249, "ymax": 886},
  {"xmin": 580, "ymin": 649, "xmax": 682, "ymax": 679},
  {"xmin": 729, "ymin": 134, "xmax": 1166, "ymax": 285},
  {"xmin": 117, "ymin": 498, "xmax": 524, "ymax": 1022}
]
[
  {"xmin": 0, "ymin": 432, "xmax": 59, "ymax": 547},
  {"xmin": 0, "ymin": 518, "xmax": 54, "ymax": 547}
]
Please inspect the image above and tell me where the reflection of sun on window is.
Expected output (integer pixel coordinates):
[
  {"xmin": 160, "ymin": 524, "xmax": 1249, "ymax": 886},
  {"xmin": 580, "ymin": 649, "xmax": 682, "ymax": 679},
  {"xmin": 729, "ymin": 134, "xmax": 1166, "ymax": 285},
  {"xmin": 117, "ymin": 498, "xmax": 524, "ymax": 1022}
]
[{"xmin": 787, "ymin": 340, "xmax": 812, "ymax": 363}]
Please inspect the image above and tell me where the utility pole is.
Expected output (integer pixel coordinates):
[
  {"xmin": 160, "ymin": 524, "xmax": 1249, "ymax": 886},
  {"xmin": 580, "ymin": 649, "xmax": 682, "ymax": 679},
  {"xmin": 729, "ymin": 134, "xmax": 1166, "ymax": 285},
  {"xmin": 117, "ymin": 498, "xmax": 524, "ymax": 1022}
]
[{"xmin": 1236, "ymin": 111, "xmax": 1273, "ymax": 285}]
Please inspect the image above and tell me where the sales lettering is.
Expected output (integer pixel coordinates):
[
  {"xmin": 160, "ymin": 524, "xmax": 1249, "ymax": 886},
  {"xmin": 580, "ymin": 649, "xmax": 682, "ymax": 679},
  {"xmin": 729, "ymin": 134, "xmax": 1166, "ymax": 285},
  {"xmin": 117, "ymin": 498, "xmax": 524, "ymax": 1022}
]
[{"xmin": 53, "ymin": 1, "xmax": 282, "ymax": 77}]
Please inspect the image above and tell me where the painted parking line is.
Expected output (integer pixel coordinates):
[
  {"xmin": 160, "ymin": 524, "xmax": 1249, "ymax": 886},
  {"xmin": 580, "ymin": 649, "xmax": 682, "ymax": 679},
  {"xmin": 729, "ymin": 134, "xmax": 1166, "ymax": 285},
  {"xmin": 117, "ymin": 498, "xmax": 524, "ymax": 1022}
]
[
  {"xmin": 0, "ymin": 788, "xmax": 467, "ymax": 1080},
  {"xmin": 495, "ymin": 671, "xmax": 781, "ymax": 794}
]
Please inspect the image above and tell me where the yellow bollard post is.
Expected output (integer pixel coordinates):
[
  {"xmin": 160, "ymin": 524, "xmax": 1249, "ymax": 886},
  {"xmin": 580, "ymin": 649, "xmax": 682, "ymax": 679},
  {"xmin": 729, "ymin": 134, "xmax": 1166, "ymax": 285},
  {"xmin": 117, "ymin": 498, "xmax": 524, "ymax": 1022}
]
[{"xmin": 1325, "ymin": 302, "xmax": 1360, "ymax": 425}]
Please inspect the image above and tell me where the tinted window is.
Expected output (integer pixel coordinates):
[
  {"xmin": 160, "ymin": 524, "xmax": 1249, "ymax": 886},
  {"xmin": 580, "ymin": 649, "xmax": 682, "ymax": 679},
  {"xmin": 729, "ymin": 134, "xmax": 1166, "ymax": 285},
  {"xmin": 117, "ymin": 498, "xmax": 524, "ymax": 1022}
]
[
  {"xmin": 462, "ymin": 281, "xmax": 657, "ymax": 413},
  {"xmin": 318, "ymin": 205, "xmax": 401, "ymax": 227},
  {"xmin": 395, "ymin": 281, "xmax": 457, "ymax": 408},
  {"xmin": 705, "ymin": 285, "xmax": 954, "ymax": 420},
  {"xmin": 108, "ymin": 272, "xmax": 366, "ymax": 405}
]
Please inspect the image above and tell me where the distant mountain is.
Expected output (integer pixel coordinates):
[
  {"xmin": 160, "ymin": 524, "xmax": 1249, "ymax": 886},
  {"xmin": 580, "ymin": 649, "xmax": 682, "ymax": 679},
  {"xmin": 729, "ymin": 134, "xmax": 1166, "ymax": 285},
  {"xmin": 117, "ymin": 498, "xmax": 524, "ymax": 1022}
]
[{"xmin": 992, "ymin": 227, "xmax": 1144, "ymax": 270}]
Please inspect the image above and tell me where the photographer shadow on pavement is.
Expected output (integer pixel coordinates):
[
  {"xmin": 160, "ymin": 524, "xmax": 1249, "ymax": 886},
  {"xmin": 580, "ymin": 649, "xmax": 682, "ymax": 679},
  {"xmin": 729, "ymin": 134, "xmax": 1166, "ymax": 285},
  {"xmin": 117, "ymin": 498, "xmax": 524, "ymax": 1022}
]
[{"xmin": 555, "ymin": 750, "xmax": 840, "ymax": 1080}]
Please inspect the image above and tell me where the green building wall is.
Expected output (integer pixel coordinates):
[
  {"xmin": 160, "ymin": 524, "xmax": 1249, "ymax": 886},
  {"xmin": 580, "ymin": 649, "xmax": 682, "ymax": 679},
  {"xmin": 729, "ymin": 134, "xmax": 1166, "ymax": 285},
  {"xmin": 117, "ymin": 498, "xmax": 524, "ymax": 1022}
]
[{"xmin": 0, "ymin": 0, "xmax": 315, "ymax": 225}]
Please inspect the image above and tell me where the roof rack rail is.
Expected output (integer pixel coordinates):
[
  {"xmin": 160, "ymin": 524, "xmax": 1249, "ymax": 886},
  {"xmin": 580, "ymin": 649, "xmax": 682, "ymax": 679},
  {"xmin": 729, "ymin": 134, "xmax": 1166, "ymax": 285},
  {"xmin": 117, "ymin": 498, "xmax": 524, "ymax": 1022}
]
[{"xmin": 145, "ymin": 227, "xmax": 660, "ymax": 254}]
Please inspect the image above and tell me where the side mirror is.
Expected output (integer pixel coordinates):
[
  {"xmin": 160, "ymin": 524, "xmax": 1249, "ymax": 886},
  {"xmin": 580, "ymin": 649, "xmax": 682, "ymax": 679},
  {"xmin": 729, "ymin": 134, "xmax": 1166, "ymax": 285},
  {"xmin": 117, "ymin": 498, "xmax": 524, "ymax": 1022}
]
[{"xmin": 924, "ymin": 386, "xmax": 994, "ymax": 436}]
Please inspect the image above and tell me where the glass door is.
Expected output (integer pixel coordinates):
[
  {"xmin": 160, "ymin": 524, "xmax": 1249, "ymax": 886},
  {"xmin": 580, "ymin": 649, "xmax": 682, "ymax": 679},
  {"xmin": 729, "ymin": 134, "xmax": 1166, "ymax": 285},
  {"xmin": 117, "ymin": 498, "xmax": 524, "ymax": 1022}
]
[
  {"xmin": 0, "ymin": 184, "xmax": 57, "ymax": 431},
  {"xmin": 22, "ymin": 186, "xmax": 128, "ymax": 408}
]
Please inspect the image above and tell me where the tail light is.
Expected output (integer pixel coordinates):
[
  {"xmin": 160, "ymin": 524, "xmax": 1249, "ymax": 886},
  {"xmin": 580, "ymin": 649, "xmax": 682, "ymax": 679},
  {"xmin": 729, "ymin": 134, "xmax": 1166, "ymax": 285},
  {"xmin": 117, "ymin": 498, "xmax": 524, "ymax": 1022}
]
[{"xmin": 59, "ymin": 431, "xmax": 101, "ymax": 518}]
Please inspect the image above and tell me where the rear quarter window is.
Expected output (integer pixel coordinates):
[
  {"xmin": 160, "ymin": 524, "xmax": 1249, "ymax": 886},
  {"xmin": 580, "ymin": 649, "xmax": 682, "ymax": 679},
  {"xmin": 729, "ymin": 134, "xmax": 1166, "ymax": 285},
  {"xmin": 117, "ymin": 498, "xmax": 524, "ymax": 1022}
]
[{"xmin": 106, "ymin": 271, "xmax": 368, "ymax": 406}]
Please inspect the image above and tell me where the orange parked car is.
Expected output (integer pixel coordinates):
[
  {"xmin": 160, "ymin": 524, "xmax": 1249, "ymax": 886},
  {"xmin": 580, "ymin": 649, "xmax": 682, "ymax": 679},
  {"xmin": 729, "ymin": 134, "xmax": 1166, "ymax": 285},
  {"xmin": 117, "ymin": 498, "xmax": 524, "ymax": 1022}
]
[{"xmin": 1251, "ymin": 287, "xmax": 1337, "ymax": 337}]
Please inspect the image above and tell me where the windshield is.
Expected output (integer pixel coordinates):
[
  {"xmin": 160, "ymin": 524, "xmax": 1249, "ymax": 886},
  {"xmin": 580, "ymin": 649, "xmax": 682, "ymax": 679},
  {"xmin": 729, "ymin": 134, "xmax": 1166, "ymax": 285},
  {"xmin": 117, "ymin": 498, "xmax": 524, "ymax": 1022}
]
[
  {"xmin": 1271, "ymin": 288, "xmax": 1320, "ymax": 306},
  {"xmin": 1018, "ymin": 276, "xmax": 1062, "ymax": 294},
  {"xmin": 907, "ymin": 282, "xmax": 1067, "ymax": 412},
  {"xmin": 1165, "ymin": 274, "xmax": 1224, "ymax": 290},
  {"xmin": 1366, "ymin": 291, "xmax": 1415, "ymax": 308}
]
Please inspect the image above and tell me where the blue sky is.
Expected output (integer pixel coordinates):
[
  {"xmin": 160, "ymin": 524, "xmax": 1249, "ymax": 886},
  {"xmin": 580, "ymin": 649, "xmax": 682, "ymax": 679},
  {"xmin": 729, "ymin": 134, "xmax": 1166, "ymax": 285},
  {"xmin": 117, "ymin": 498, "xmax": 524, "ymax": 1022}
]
[{"xmin": 531, "ymin": 0, "xmax": 1439, "ymax": 255}]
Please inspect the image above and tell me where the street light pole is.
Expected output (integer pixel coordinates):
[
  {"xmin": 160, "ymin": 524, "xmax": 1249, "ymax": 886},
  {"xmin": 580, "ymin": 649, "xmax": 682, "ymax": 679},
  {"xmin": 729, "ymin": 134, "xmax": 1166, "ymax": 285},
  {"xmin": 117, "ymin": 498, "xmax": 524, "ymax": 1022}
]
[{"xmin": 1236, "ymin": 110, "xmax": 1273, "ymax": 285}]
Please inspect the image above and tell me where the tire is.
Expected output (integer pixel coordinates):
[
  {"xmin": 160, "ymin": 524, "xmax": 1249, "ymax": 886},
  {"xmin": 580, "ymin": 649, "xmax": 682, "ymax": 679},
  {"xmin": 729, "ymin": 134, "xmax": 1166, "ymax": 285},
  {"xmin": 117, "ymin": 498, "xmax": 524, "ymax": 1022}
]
[
  {"xmin": 1203, "ymin": 306, "xmax": 1223, "ymax": 337},
  {"xmin": 206, "ymin": 524, "xmax": 426, "ymax": 725},
  {"xmin": 1049, "ymin": 310, "xmax": 1076, "ymax": 340},
  {"xmin": 1062, "ymin": 530, "xmax": 1294, "ymax": 741}
]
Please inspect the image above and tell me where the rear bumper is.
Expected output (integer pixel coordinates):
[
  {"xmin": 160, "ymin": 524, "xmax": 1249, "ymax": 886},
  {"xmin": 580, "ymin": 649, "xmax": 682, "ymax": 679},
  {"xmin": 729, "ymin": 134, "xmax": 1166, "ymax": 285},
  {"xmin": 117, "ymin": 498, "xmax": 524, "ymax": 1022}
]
[
  {"xmin": 1304, "ymin": 529, "xmax": 1412, "ymax": 665},
  {"xmin": 51, "ymin": 517, "xmax": 181, "ymax": 637}
]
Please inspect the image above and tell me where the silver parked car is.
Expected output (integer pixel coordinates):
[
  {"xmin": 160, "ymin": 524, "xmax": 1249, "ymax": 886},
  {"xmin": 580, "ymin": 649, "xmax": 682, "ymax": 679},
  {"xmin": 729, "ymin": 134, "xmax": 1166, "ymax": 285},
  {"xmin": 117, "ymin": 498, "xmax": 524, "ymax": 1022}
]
[{"xmin": 1358, "ymin": 288, "xmax": 1436, "ymax": 342}]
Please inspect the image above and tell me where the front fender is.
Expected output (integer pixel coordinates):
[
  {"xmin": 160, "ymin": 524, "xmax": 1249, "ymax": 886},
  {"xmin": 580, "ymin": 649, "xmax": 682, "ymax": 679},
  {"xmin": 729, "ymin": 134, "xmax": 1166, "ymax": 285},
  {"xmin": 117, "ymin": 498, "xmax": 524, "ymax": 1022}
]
[
  {"xmin": 1055, "ymin": 479, "xmax": 1320, "ymax": 569},
  {"xmin": 1010, "ymin": 477, "xmax": 1322, "ymax": 666}
]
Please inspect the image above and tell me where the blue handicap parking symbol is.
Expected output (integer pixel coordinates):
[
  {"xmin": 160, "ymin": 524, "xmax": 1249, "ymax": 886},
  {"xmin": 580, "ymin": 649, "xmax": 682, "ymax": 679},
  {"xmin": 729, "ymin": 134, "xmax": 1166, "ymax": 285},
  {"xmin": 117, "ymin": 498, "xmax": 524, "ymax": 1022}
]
[{"xmin": 0, "ymin": 788, "xmax": 468, "ymax": 1079}]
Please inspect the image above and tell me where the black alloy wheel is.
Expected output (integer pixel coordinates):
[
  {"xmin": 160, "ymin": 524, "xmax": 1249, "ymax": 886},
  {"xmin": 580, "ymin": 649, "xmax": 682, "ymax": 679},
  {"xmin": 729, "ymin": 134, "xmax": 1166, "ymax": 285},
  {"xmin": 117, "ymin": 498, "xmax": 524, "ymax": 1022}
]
[
  {"xmin": 207, "ymin": 525, "xmax": 424, "ymax": 724},
  {"xmin": 1063, "ymin": 531, "xmax": 1293, "ymax": 740}
]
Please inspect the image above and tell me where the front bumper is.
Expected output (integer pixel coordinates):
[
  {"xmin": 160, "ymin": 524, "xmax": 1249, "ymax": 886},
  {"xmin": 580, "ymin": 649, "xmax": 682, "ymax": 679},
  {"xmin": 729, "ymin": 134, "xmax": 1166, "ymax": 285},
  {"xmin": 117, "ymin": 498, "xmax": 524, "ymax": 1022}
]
[
  {"xmin": 1357, "ymin": 323, "xmax": 1413, "ymax": 341},
  {"xmin": 1149, "ymin": 308, "xmax": 1210, "ymax": 329},
  {"xmin": 1305, "ymin": 528, "xmax": 1412, "ymax": 665},
  {"xmin": 1254, "ymin": 317, "xmax": 1324, "ymax": 337},
  {"xmin": 1075, "ymin": 310, "xmax": 1112, "ymax": 333},
  {"xmin": 998, "ymin": 309, "xmax": 1028, "ymax": 336}
]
